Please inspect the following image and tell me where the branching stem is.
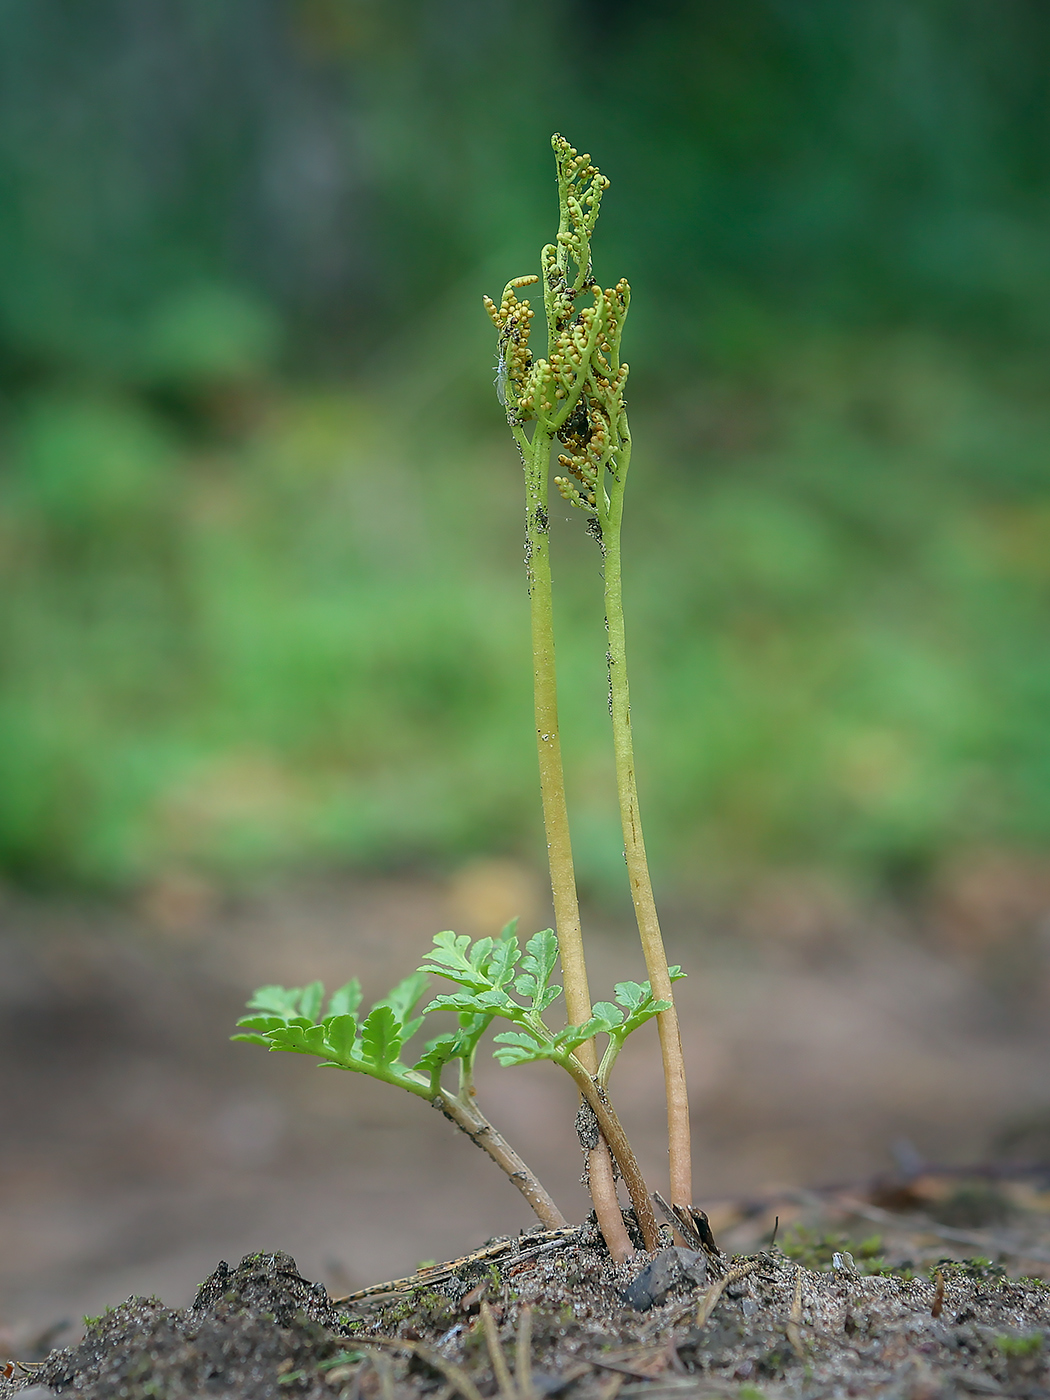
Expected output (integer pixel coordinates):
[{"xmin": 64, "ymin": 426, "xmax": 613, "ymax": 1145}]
[
  {"xmin": 560, "ymin": 1054, "xmax": 661, "ymax": 1251},
  {"xmin": 433, "ymin": 1087, "xmax": 567, "ymax": 1230}
]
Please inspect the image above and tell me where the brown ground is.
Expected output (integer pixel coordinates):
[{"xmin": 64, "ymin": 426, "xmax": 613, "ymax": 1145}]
[
  {"xmin": 1, "ymin": 859, "xmax": 1049, "ymax": 1374},
  {"xmin": 6, "ymin": 1230, "xmax": 1050, "ymax": 1399}
]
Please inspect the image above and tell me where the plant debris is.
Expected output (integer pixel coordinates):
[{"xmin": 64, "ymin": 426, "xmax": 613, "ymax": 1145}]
[{"xmin": 6, "ymin": 1208, "xmax": 1050, "ymax": 1400}]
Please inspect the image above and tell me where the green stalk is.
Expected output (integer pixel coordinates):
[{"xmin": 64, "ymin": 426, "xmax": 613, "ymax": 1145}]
[
  {"xmin": 487, "ymin": 136, "xmax": 683, "ymax": 1255},
  {"xmin": 598, "ymin": 432, "xmax": 693, "ymax": 1209},
  {"xmin": 521, "ymin": 428, "xmax": 587, "ymax": 1036},
  {"xmin": 518, "ymin": 419, "xmax": 636, "ymax": 1263},
  {"xmin": 537, "ymin": 134, "xmax": 693, "ymax": 1211}
]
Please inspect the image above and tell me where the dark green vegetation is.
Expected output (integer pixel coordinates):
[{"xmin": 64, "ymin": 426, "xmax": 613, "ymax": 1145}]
[{"xmin": 3, "ymin": 2, "xmax": 1050, "ymax": 892}]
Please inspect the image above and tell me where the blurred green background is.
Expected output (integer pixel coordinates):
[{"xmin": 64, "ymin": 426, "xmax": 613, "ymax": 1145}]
[{"xmin": 2, "ymin": 0, "xmax": 1050, "ymax": 897}]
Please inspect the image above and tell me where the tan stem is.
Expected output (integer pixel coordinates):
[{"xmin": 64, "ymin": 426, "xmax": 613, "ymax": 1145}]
[
  {"xmin": 603, "ymin": 473, "xmax": 693, "ymax": 1210},
  {"xmin": 433, "ymin": 1091, "xmax": 567, "ymax": 1230},
  {"xmin": 562, "ymin": 1055, "xmax": 661, "ymax": 1251},
  {"xmin": 585, "ymin": 1141, "xmax": 634, "ymax": 1264},
  {"xmin": 523, "ymin": 434, "xmax": 635, "ymax": 1264},
  {"xmin": 525, "ymin": 449, "xmax": 588, "ymax": 1021}
]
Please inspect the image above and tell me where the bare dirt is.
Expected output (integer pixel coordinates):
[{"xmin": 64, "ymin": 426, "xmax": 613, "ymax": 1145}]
[
  {"xmin": 2, "ymin": 862, "xmax": 1050, "ymax": 1395},
  {"xmin": 6, "ymin": 1226, "xmax": 1050, "ymax": 1399}
]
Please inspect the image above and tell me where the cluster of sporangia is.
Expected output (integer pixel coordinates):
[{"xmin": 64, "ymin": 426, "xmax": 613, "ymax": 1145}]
[{"xmin": 483, "ymin": 138, "xmax": 631, "ymax": 522}]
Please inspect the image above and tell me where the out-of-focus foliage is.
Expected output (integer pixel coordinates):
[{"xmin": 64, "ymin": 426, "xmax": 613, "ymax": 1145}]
[{"xmin": 2, "ymin": 0, "xmax": 1050, "ymax": 892}]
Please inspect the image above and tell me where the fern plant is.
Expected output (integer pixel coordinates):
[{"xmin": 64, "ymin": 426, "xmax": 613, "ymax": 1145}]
[
  {"xmin": 237, "ymin": 135, "xmax": 691, "ymax": 1264},
  {"xmin": 235, "ymin": 920, "xmax": 676, "ymax": 1248}
]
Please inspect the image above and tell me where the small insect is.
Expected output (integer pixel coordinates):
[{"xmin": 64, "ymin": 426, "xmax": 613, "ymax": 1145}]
[{"xmin": 494, "ymin": 348, "xmax": 509, "ymax": 406}]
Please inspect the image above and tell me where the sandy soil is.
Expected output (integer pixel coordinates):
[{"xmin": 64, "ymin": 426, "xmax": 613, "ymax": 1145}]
[
  {"xmin": 1, "ymin": 862, "xmax": 1048, "ymax": 1354},
  {"xmin": 7, "ymin": 1235, "xmax": 1050, "ymax": 1399}
]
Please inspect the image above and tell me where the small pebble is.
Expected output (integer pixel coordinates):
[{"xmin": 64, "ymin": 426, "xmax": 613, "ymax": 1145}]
[{"xmin": 621, "ymin": 1247, "xmax": 706, "ymax": 1311}]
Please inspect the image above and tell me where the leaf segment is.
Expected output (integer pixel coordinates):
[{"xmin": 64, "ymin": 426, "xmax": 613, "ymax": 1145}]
[{"xmin": 235, "ymin": 922, "xmax": 677, "ymax": 1248}]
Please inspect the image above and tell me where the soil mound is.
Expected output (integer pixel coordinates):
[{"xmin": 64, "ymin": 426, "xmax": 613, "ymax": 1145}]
[
  {"xmin": 14, "ymin": 1253, "xmax": 358, "ymax": 1400},
  {"xmin": 7, "ymin": 1229, "xmax": 1050, "ymax": 1399}
]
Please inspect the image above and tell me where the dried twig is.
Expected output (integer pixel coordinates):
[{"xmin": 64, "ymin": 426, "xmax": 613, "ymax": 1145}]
[
  {"xmin": 590, "ymin": 1351, "xmax": 671, "ymax": 1380},
  {"xmin": 371, "ymin": 1350, "xmax": 396, "ymax": 1400},
  {"xmin": 362, "ymin": 1335, "xmax": 485, "ymax": 1400},
  {"xmin": 480, "ymin": 1301, "xmax": 516, "ymax": 1399},
  {"xmin": 653, "ymin": 1191, "xmax": 722, "ymax": 1272},
  {"xmin": 333, "ymin": 1227, "xmax": 578, "ymax": 1303},
  {"xmin": 515, "ymin": 1304, "xmax": 535, "ymax": 1400},
  {"xmin": 695, "ymin": 1258, "xmax": 762, "ymax": 1329},
  {"xmin": 786, "ymin": 1266, "xmax": 805, "ymax": 1360}
]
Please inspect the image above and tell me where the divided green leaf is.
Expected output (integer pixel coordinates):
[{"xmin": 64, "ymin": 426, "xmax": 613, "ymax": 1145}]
[
  {"xmin": 534, "ymin": 983, "xmax": 562, "ymax": 1013},
  {"xmin": 418, "ymin": 1029, "xmax": 489, "ymax": 1084},
  {"xmin": 374, "ymin": 970, "xmax": 428, "ymax": 1021},
  {"xmin": 468, "ymin": 937, "xmax": 494, "ymax": 971},
  {"xmin": 412, "ymin": 1033, "xmax": 461, "ymax": 1079},
  {"xmin": 361, "ymin": 1005, "xmax": 401, "ymax": 1066},
  {"xmin": 235, "ymin": 907, "xmax": 681, "ymax": 1147},
  {"xmin": 492, "ymin": 1030, "xmax": 554, "ymax": 1066},
  {"xmin": 515, "ymin": 929, "xmax": 562, "ymax": 1008},
  {"xmin": 234, "ymin": 1015, "xmax": 291, "ymax": 1034},
  {"xmin": 423, "ymin": 992, "xmax": 481, "ymax": 1015},
  {"xmin": 418, "ymin": 930, "xmax": 487, "ymax": 990},
  {"xmin": 298, "ymin": 981, "xmax": 325, "ymax": 1023},
  {"xmin": 423, "ymin": 988, "xmax": 514, "ymax": 1016},
  {"xmin": 245, "ymin": 985, "xmax": 307, "ymax": 1017},
  {"xmin": 485, "ymin": 932, "xmax": 522, "ymax": 989},
  {"xmin": 613, "ymin": 981, "xmax": 647, "ymax": 1010},
  {"xmin": 267, "ymin": 1024, "xmax": 329, "ymax": 1057},
  {"xmin": 322, "ymin": 1014, "xmax": 360, "ymax": 1064},
  {"xmin": 327, "ymin": 980, "xmax": 362, "ymax": 1018}
]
